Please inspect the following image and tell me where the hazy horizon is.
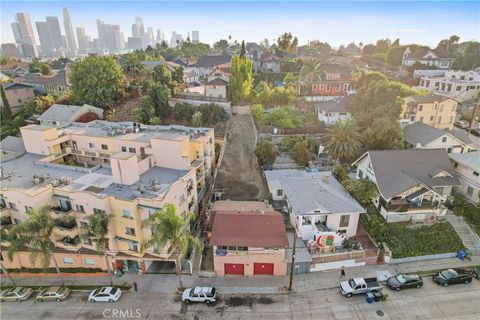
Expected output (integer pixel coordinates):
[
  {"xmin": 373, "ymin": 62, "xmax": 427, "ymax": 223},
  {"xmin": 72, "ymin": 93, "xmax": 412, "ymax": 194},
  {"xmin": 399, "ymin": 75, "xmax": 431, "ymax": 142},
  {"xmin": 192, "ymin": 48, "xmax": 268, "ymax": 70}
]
[{"xmin": 1, "ymin": 1, "xmax": 479, "ymax": 48}]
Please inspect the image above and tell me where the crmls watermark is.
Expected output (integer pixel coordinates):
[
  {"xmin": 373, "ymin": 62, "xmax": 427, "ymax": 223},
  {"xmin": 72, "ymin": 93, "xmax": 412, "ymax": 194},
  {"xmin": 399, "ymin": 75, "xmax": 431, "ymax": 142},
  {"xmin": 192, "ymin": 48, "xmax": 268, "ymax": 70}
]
[{"xmin": 102, "ymin": 309, "xmax": 142, "ymax": 319}]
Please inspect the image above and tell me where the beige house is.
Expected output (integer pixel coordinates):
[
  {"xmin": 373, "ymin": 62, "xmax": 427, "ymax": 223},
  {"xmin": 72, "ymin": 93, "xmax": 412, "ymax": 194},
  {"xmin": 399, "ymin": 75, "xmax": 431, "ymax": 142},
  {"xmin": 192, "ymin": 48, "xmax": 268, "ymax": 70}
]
[
  {"xmin": 401, "ymin": 94, "xmax": 458, "ymax": 130},
  {"xmin": 204, "ymin": 78, "xmax": 229, "ymax": 101},
  {"xmin": 1, "ymin": 117, "xmax": 215, "ymax": 273},
  {"xmin": 449, "ymin": 152, "xmax": 480, "ymax": 204},
  {"xmin": 1, "ymin": 82, "xmax": 35, "ymax": 114}
]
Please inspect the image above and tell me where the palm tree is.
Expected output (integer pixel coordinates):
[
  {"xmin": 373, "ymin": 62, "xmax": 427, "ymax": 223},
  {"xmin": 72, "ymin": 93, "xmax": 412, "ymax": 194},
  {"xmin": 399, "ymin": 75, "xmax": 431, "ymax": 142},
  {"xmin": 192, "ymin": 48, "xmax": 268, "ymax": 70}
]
[
  {"xmin": 121, "ymin": 54, "xmax": 146, "ymax": 87},
  {"xmin": 79, "ymin": 213, "xmax": 114, "ymax": 286},
  {"xmin": 300, "ymin": 58, "xmax": 325, "ymax": 95},
  {"xmin": 321, "ymin": 120, "xmax": 362, "ymax": 163},
  {"xmin": 141, "ymin": 204, "xmax": 202, "ymax": 291},
  {"xmin": 0, "ymin": 226, "xmax": 16, "ymax": 286},
  {"xmin": 7, "ymin": 206, "xmax": 64, "ymax": 285}
]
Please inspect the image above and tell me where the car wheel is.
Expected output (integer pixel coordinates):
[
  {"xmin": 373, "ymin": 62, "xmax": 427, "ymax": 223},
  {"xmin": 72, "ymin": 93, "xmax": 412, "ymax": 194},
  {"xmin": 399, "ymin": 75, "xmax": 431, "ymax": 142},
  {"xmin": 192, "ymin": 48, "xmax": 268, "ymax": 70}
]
[
  {"xmin": 37, "ymin": 299, "xmax": 43, "ymax": 302},
  {"xmin": 16, "ymin": 299, "xmax": 20, "ymax": 302},
  {"xmin": 90, "ymin": 299, "xmax": 96, "ymax": 303},
  {"xmin": 109, "ymin": 299, "xmax": 114, "ymax": 302},
  {"xmin": 346, "ymin": 293, "xmax": 352, "ymax": 298},
  {"xmin": 0, "ymin": 299, "xmax": 4, "ymax": 302},
  {"xmin": 465, "ymin": 280, "xmax": 471, "ymax": 284},
  {"xmin": 416, "ymin": 284, "xmax": 422, "ymax": 289},
  {"xmin": 184, "ymin": 299, "xmax": 191, "ymax": 304},
  {"xmin": 205, "ymin": 300, "xmax": 211, "ymax": 304},
  {"xmin": 395, "ymin": 287, "xmax": 401, "ymax": 291},
  {"xmin": 56, "ymin": 298, "xmax": 61, "ymax": 302},
  {"xmin": 443, "ymin": 283, "xmax": 448, "ymax": 287}
]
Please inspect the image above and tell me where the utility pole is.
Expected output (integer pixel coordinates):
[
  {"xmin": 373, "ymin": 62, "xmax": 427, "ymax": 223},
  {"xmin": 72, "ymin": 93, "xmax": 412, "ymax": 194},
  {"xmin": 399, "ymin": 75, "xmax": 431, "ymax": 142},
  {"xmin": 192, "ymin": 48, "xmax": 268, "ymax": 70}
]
[
  {"xmin": 467, "ymin": 93, "xmax": 480, "ymax": 136},
  {"xmin": 288, "ymin": 231, "xmax": 297, "ymax": 292}
]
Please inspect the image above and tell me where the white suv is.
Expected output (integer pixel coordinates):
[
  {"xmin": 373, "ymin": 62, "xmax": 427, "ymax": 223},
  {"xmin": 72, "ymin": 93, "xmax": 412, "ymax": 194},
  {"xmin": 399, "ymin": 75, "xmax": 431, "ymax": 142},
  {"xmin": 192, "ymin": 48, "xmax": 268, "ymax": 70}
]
[{"xmin": 182, "ymin": 287, "xmax": 217, "ymax": 304}]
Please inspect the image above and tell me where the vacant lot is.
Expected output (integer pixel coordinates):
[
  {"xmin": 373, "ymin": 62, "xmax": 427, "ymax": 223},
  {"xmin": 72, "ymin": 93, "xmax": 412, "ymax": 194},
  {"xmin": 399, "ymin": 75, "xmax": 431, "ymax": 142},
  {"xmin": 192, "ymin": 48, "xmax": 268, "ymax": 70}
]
[{"xmin": 214, "ymin": 112, "xmax": 268, "ymax": 201}]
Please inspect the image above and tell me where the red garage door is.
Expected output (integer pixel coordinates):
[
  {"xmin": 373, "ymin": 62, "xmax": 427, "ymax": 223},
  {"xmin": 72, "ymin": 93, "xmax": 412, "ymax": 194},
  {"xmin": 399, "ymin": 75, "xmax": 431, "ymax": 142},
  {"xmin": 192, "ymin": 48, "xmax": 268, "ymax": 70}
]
[
  {"xmin": 224, "ymin": 263, "xmax": 244, "ymax": 275},
  {"xmin": 254, "ymin": 263, "xmax": 274, "ymax": 275}
]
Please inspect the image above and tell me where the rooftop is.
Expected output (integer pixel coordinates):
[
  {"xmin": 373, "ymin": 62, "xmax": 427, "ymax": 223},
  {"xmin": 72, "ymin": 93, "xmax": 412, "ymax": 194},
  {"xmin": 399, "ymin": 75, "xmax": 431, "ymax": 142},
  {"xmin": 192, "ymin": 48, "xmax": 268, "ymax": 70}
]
[
  {"xmin": 210, "ymin": 211, "xmax": 288, "ymax": 248},
  {"xmin": 356, "ymin": 149, "xmax": 459, "ymax": 199},
  {"xmin": 264, "ymin": 170, "xmax": 365, "ymax": 215},
  {"xmin": 196, "ymin": 55, "xmax": 231, "ymax": 68},
  {"xmin": 313, "ymin": 96, "xmax": 352, "ymax": 113},
  {"xmin": 403, "ymin": 122, "xmax": 471, "ymax": 146},
  {"xmin": 205, "ymin": 78, "xmax": 228, "ymax": 86},
  {"xmin": 407, "ymin": 94, "xmax": 452, "ymax": 104},
  {"xmin": 2, "ymin": 82, "xmax": 34, "ymax": 90},
  {"xmin": 449, "ymin": 151, "xmax": 480, "ymax": 172}
]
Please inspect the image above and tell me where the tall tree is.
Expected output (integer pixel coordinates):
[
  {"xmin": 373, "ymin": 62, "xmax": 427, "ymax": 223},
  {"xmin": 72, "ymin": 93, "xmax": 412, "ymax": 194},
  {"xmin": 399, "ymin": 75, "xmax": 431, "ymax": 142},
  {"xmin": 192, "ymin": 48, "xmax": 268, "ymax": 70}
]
[
  {"xmin": 277, "ymin": 32, "xmax": 298, "ymax": 53},
  {"xmin": 321, "ymin": 120, "xmax": 362, "ymax": 163},
  {"xmin": 1, "ymin": 85, "xmax": 12, "ymax": 120},
  {"xmin": 254, "ymin": 139, "xmax": 277, "ymax": 166},
  {"xmin": 7, "ymin": 206, "xmax": 64, "ymax": 285},
  {"xmin": 121, "ymin": 54, "xmax": 146, "ymax": 86},
  {"xmin": 141, "ymin": 204, "xmax": 201, "ymax": 290},
  {"xmin": 452, "ymin": 42, "xmax": 480, "ymax": 70},
  {"xmin": 79, "ymin": 212, "xmax": 114, "ymax": 286},
  {"xmin": 240, "ymin": 40, "xmax": 246, "ymax": 57},
  {"xmin": 0, "ymin": 226, "xmax": 16, "ymax": 286},
  {"xmin": 70, "ymin": 56, "xmax": 126, "ymax": 110},
  {"xmin": 213, "ymin": 39, "xmax": 229, "ymax": 55},
  {"xmin": 230, "ymin": 54, "xmax": 254, "ymax": 104},
  {"xmin": 300, "ymin": 58, "xmax": 324, "ymax": 95}
]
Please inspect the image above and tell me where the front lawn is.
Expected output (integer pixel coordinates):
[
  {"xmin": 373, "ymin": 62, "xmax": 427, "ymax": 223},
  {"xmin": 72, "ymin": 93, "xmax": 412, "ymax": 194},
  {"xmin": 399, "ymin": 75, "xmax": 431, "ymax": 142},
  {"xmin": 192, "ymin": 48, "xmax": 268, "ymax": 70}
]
[{"xmin": 365, "ymin": 213, "xmax": 464, "ymax": 258}]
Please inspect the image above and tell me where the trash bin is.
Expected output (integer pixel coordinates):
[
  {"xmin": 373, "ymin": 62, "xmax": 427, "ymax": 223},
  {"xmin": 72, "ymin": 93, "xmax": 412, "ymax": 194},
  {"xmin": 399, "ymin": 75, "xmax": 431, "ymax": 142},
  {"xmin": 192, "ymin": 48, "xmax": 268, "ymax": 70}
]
[
  {"xmin": 457, "ymin": 249, "xmax": 467, "ymax": 261},
  {"xmin": 366, "ymin": 292, "xmax": 374, "ymax": 304}
]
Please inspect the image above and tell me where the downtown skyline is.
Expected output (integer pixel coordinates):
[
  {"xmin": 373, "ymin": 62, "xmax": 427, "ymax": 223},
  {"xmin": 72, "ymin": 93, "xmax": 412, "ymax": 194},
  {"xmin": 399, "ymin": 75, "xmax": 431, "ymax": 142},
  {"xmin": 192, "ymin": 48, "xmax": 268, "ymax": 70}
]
[{"xmin": 1, "ymin": 1, "xmax": 479, "ymax": 49}]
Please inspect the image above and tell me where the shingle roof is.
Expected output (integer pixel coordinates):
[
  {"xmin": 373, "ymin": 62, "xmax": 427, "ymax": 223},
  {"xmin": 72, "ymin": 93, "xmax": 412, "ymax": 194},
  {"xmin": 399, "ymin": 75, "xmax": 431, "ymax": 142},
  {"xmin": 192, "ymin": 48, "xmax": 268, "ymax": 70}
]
[
  {"xmin": 0, "ymin": 136, "xmax": 26, "ymax": 155},
  {"xmin": 264, "ymin": 170, "xmax": 365, "ymax": 215},
  {"xmin": 37, "ymin": 104, "xmax": 82, "ymax": 122},
  {"xmin": 313, "ymin": 96, "xmax": 352, "ymax": 113},
  {"xmin": 363, "ymin": 149, "xmax": 459, "ymax": 199},
  {"xmin": 18, "ymin": 70, "xmax": 68, "ymax": 86},
  {"xmin": 205, "ymin": 78, "xmax": 228, "ymax": 86},
  {"xmin": 403, "ymin": 122, "xmax": 471, "ymax": 146},
  {"xmin": 1, "ymin": 82, "xmax": 34, "ymax": 90},
  {"xmin": 409, "ymin": 48, "xmax": 452, "ymax": 59},
  {"xmin": 320, "ymin": 63, "xmax": 352, "ymax": 81},
  {"xmin": 210, "ymin": 211, "xmax": 288, "ymax": 248},
  {"xmin": 449, "ymin": 151, "xmax": 480, "ymax": 172},
  {"xmin": 196, "ymin": 55, "xmax": 231, "ymax": 68},
  {"xmin": 408, "ymin": 94, "xmax": 452, "ymax": 104}
]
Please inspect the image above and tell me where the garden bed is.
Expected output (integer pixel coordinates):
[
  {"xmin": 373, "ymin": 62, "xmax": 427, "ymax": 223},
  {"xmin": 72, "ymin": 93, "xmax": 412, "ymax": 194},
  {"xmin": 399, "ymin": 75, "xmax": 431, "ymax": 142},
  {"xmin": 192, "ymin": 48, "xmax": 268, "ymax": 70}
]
[{"xmin": 365, "ymin": 214, "xmax": 464, "ymax": 258}]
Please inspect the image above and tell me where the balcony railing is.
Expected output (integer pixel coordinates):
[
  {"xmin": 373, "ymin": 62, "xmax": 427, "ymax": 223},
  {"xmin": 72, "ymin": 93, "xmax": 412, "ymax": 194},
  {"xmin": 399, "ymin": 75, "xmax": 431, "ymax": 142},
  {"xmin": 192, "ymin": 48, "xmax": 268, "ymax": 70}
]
[
  {"xmin": 53, "ymin": 225, "xmax": 79, "ymax": 238},
  {"xmin": 380, "ymin": 197, "xmax": 437, "ymax": 213},
  {"xmin": 56, "ymin": 236, "xmax": 81, "ymax": 250},
  {"xmin": 52, "ymin": 206, "xmax": 73, "ymax": 214}
]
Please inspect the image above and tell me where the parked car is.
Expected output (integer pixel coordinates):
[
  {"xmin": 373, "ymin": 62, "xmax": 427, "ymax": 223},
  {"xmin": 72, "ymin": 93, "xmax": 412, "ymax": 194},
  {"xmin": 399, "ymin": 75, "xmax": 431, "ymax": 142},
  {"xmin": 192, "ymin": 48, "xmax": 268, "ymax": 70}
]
[
  {"xmin": 182, "ymin": 287, "xmax": 217, "ymax": 304},
  {"xmin": 432, "ymin": 269, "xmax": 472, "ymax": 286},
  {"xmin": 454, "ymin": 120, "xmax": 469, "ymax": 129},
  {"xmin": 471, "ymin": 267, "xmax": 480, "ymax": 280},
  {"xmin": 88, "ymin": 287, "xmax": 122, "ymax": 302},
  {"xmin": 469, "ymin": 128, "xmax": 480, "ymax": 137},
  {"xmin": 0, "ymin": 287, "xmax": 33, "ymax": 302},
  {"xmin": 36, "ymin": 286, "xmax": 71, "ymax": 302},
  {"xmin": 387, "ymin": 274, "xmax": 423, "ymax": 291},
  {"xmin": 339, "ymin": 277, "xmax": 382, "ymax": 298}
]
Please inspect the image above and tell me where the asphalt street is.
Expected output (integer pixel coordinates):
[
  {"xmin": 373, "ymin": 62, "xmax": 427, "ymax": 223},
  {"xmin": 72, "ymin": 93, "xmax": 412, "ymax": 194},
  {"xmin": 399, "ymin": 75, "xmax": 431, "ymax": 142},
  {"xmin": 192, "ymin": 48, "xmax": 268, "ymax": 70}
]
[{"xmin": 1, "ymin": 276, "xmax": 479, "ymax": 320}]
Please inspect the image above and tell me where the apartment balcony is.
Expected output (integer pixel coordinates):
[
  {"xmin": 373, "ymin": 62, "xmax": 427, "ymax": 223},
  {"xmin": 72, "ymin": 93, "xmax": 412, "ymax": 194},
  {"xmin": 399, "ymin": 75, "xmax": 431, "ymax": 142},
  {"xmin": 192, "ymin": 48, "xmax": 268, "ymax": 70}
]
[
  {"xmin": 381, "ymin": 197, "xmax": 437, "ymax": 213},
  {"xmin": 191, "ymin": 159, "xmax": 204, "ymax": 168},
  {"xmin": 70, "ymin": 148, "xmax": 110, "ymax": 159},
  {"xmin": 53, "ymin": 217, "xmax": 79, "ymax": 238},
  {"xmin": 55, "ymin": 235, "xmax": 81, "ymax": 250},
  {"xmin": 51, "ymin": 206, "xmax": 74, "ymax": 217}
]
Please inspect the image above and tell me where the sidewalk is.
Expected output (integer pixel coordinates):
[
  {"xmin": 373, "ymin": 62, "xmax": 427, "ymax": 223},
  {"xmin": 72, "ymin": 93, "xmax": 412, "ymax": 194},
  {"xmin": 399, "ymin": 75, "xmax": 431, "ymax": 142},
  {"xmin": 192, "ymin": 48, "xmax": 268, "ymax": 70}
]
[{"xmin": 2, "ymin": 255, "xmax": 479, "ymax": 294}]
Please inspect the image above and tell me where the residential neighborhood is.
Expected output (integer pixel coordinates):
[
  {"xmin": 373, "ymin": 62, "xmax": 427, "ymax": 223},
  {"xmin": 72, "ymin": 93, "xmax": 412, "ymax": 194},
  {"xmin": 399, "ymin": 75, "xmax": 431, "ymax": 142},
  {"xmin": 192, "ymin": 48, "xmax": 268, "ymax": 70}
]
[{"xmin": 1, "ymin": 1, "xmax": 480, "ymax": 320}]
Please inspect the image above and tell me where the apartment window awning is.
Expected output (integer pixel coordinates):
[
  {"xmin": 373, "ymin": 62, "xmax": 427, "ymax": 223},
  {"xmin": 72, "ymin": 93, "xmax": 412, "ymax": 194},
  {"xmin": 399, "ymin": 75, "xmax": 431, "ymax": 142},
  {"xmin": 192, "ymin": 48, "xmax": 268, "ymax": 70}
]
[
  {"xmin": 137, "ymin": 204, "xmax": 161, "ymax": 211},
  {"xmin": 114, "ymin": 236, "xmax": 138, "ymax": 244},
  {"xmin": 407, "ymin": 188, "xmax": 429, "ymax": 201},
  {"xmin": 53, "ymin": 194, "xmax": 71, "ymax": 200}
]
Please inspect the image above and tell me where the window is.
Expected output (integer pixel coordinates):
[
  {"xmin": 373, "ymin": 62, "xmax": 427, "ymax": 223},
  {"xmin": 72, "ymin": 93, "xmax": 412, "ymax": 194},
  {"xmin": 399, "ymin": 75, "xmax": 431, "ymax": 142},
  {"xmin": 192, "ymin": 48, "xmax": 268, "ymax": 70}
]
[
  {"xmin": 454, "ymin": 162, "xmax": 458, "ymax": 168},
  {"xmin": 276, "ymin": 189, "xmax": 283, "ymax": 196},
  {"xmin": 121, "ymin": 146, "xmax": 127, "ymax": 152},
  {"xmin": 122, "ymin": 210, "xmax": 132, "ymax": 218},
  {"xmin": 88, "ymin": 143, "xmax": 95, "ymax": 148},
  {"xmin": 101, "ymin": 144, "xmax": 108, "ymax": 150},
  {"xmin": 126, "ymin": 227, "xmax": 136, "ymax": 235},
  {"xmin": 63, "ymin": 257, "xmax": 74, "ymax": 264},
  {"xmin": 473, "ymin": 171, "xmax": 479, "ymax": 177},
  {"xmin": 456, "ymin": 86, "xmax": 461, "ymax": 91},
  {"xmin": 91, "ymin": 157, "xmax": 96, "ymax": 161},
  {"xmin": 8, "ymin": 202, "xmax": 17, "ymax": 210},
  {"xmin": 442, "ymin": 137, "xmax": 447, "ymax": 143},
  {"xmin": 93, "ymin": 208, "xmax": 105, "ymax": 214},
  {"xmin": 336, "ymin": 84, "xmax": 340, "ymax": 91},
  {"xmin": 466, "ymin": 186, "xmax": 474, "ymax": 196},
  {"xmin": 84, "ymin": 258, "xmax": 95, "ymax": 265},
  {"xmin": 128, "ymin": 147, "xmax": 136, "ymax": 153},
  {"xmin": 75, "ymin": 205, "xmax": 85, "ymax": 213},
  {"xmin": 358, "ymin": 170, "xmax": 364, "ymax": 179},
  {"xmin": 128, "ymin": 243, "xmax": 138, "ymax": 251},
  {"xmin": 418, "ymin": 105, "xmax": 423, "ymax": 111},
  {"xmin": 339, "ymin": 215, "xmax": 350, "ymax": 228},
  {"xmin": 430, "ymin": 116, "xmax": 434, "ymax": 121}
]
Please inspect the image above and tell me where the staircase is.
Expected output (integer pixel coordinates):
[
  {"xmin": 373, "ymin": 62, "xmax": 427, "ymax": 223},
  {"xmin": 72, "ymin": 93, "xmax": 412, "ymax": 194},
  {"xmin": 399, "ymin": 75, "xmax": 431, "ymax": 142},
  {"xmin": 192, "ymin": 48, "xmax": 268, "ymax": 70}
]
[
  {"xmin": 192, "ymin": 246, "xmax": 203, "ymax": 274},
  {"xmin": 446, "ymin": 215, "xmax": 480, "ymax": 255}
]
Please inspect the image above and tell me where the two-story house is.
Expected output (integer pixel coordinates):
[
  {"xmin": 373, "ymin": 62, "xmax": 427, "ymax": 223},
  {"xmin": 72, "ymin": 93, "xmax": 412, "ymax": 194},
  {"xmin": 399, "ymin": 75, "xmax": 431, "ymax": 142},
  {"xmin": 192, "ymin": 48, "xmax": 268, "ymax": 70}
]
[
  {"xmin": 401, "ymin": 94, "xmax": 458, "ymax": 130},
  {"xmin": 1, "ymin": 82, "xmax": 35, "ymax": 114},
  {"xmin": 403, "ymin": 122, "xmax": 473, "ymax": 154},
  {"xmin": 449, "ymin": 151, "xmax": 480, "ymax": 204},
  {"xmin": 196, "ymin": 55, "xmax": 231, "ymax": 79},
  {"xmin": 353, "ymin": 149, "xmax": 459, "ymax": 223},
  {"xmin": 210, "ymin": 206, "xmax": 288, "ymax": 276},
  {"xmin": 402, "ymin": 47, "xmax": 454, "ymax": 69},
  {"xmin": 314, "ymin": 96, "xmax": 353, "ymax": 125},
  {"xmin": 309, "ymin": 64, "xmax": 354, "ymax": 97}
]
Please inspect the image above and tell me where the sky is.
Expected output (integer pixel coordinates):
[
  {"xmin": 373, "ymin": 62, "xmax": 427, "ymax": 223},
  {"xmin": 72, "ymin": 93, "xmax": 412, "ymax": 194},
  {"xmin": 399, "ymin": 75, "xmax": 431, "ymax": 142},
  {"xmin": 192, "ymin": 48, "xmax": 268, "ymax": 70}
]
[{"xmin": 1, "ymin": 1, "xmax": 479, "ymax": 48}]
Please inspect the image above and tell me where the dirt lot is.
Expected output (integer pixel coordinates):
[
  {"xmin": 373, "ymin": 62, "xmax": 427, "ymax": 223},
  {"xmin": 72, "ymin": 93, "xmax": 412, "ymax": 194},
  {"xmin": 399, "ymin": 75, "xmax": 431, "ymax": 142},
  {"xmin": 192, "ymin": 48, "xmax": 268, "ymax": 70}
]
[{"xmin": 214, "ymin": 112, "xmax": 268, "ymax": 201}]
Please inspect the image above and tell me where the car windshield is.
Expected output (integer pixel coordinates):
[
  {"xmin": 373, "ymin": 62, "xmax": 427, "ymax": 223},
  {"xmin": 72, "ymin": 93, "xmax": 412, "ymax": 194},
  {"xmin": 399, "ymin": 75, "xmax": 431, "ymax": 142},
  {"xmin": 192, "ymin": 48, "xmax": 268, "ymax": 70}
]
[
  {"xmin": 93, "ymin": 289, "xmax": 100, "ymax": 295},
  {"xmin": 440, "ymin": 270, "xmax": 453, "ymax": 279},
  {"xmin": 396, "ymin": 275, "xmax": 407, "ymax": 284},
  {"xmin": 56, "ymin": 287, "xmax": 65, "ymax": 294},
  {"xmin": 17, "ymin": 288, "xmax": 27, "ymax": 294},
  {"xmin": 110, "ymin": 288, "xmax": 118, "ymax": 295},
  {"xmin": 348, "ymin": 279, "xmax": 356, "ymax": 288}
]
